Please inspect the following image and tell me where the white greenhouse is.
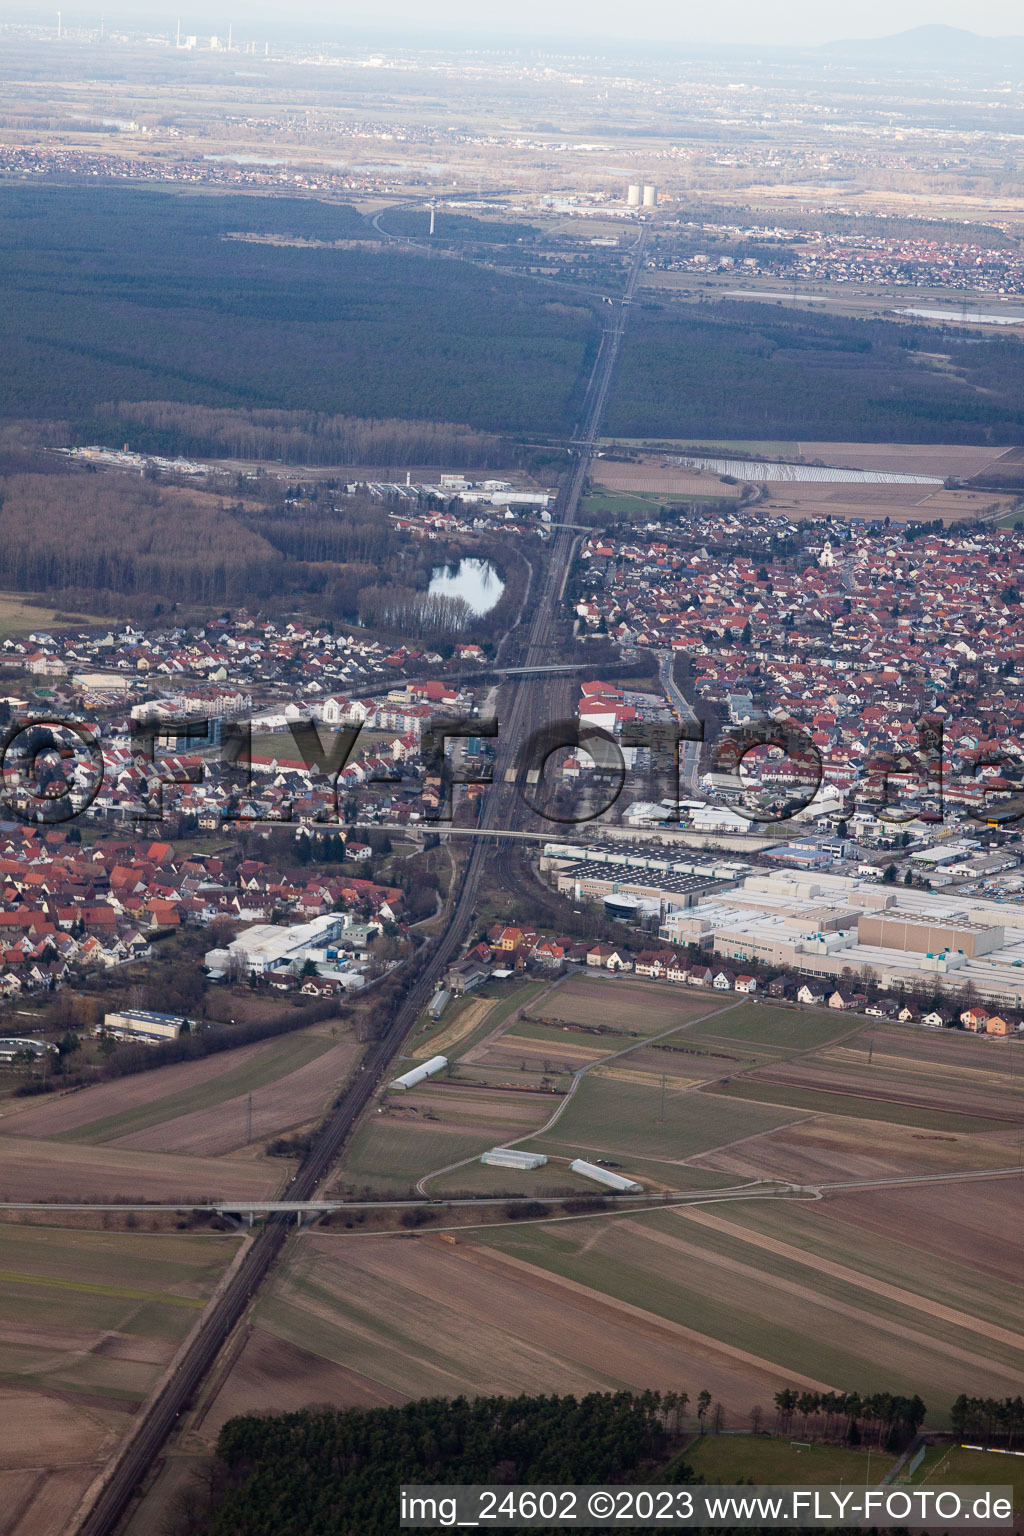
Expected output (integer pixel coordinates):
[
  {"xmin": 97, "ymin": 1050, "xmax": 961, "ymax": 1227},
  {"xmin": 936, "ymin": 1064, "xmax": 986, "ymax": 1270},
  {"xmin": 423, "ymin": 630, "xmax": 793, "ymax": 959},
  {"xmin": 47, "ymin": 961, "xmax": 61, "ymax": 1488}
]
[
  {"xmin": 480, "ymin": 1148, "xmax": 548, "ymax": 1170},
  {"xmin": 569, "ymin": 1158, "xmax": 642, "ymax": 1193},
  {"xmin": 390, "ymin": 1054, "xmax": 448, "ymax": 1091}
]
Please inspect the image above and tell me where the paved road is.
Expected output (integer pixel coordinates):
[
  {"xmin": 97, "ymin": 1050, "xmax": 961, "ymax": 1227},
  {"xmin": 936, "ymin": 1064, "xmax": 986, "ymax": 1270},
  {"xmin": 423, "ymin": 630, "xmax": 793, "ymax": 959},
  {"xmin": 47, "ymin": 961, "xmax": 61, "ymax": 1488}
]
[
  {"xmin": 12, "ymin": 1161, "xmax": 1021, "ymax": 1225},
  {"xmin": 74, "ymin": 222, "xmax": 648, "ymax": 1536},
  {"xmin": 658, "ymin": 649, "xmax": 703, "ymax": 793}
]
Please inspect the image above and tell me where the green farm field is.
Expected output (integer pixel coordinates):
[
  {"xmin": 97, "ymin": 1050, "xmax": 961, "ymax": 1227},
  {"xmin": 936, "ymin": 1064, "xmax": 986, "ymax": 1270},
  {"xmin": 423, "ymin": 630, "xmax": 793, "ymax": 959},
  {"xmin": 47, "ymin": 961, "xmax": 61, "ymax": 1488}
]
[
  {"xmin": 687, "ymin": 1003, "xmax": 860, "ymax": 1052},
  {"xmin": 532, "ymin": 1072, "xmax": 803, "ymax": 1166},
  {"xmin": 335, "ymin": 1077, "xmax": 556, "ymax": 1194},
  {"xmin": 473, "ymin": 1204, "xmax": 1024, "ymax": 1417},
  {"xmin": 681, "ymin": 1197, "xmax": 1024, "ymax": 1335},
  {"xmin": 0, "ymin": 1222, "xmax": 243, "ymax": 1536},
  {"xmin": 0, "ymin": 1224, "xmax": 240, "ymax": 1404},
  {"xmin": 201, "ymin": 1229, "xmax": 849, "ymax": 1438},
  {"xmin": 533, "ymin": 976, "xmax": 734, "ymax": 1034},
  {"xmin": 52, "ymin": 1031, "xmax": 339, "ymax": 1145}
]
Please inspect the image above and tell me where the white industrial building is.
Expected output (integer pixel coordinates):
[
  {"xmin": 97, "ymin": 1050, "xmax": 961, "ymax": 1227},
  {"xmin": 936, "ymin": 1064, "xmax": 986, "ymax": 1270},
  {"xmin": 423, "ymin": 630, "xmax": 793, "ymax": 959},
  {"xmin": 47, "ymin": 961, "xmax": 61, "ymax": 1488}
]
[
  {"xmin": 205, "ymin": 913, "xmax": 351, "ymax": 978},
  {"xmin": 100, "ymin": 1009, "xmax": 192, "ymax": 1043},
  {"xmin": 390, "ymin": 1054, "xmax": 448, "ymax": 1091},
  {"xmin": 481, "ymin": 1147, "xmax": 548, "ymax": 1170},
  {"xmin": 570, "ymin": 1158, "xmax": 642, "ymax": 1193},
  {"xmin": 659, "ymin": 868, "xmax": 1024, "ymax": 1008}
]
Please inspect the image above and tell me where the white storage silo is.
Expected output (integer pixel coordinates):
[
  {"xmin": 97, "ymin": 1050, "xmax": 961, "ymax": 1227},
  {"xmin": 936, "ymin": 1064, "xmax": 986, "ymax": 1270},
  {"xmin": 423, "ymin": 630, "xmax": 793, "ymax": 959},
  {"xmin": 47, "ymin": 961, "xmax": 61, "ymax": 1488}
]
[
  {"xmin": 627, "ymin": 184, "xmax": 642, "ymax": 207},
  {"xmin": 642, "ymin": 185, "xmax": 657, "ymax": 208}
]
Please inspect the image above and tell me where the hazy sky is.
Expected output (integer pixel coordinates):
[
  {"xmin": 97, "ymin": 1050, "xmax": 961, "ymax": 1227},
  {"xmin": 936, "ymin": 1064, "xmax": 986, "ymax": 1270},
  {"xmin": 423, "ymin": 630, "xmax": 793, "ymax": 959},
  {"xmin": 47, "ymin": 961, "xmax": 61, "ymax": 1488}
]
[{"xmin": 13, "ymin": 0, "xmax": 1024, "ymax": 47}]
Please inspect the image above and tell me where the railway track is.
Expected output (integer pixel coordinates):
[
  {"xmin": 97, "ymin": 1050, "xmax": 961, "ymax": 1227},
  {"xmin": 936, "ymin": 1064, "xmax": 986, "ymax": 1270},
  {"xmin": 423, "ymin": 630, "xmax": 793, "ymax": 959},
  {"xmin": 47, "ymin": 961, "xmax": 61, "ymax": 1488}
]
[{"xmin": 74, "ymin": 224, "xmax": 647, "ymax": 1536}]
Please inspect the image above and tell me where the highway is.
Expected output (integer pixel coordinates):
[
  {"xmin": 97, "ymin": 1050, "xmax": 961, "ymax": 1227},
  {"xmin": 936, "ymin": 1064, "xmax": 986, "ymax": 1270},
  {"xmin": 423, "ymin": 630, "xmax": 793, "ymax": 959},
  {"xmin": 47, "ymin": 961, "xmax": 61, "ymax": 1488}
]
[{"xmin": 74, "ymin": 225, "xmax": 648, "ymax": 1536}]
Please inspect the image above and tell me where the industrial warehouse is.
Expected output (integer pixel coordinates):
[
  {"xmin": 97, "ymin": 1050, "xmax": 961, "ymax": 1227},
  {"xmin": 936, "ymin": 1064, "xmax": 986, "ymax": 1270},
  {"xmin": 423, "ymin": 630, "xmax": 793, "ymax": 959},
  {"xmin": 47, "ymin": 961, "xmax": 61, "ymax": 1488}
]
[
  {"xmin": 541, "ymin": 840, "xmax": 745, "ymax": 918},
  {"xmin": 654, "ymin": 868, "xmax": 1024, "ymax": 1008}
]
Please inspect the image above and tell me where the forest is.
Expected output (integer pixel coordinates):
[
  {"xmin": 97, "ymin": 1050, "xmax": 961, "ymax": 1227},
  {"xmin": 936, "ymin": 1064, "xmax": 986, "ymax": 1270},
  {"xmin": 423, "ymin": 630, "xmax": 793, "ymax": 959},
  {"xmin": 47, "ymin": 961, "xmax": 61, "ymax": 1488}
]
[
  {"xmin": 0, "ymin": 184, "xmax": 597, "ymax": 436},
  {"xmin": 184, "ymin": 1392, "xmax": 689, "ymax": 1536},
  {"xmin": 93, "ymin": 401, "xmax": 509, "ymax": 470},
  {"xmin": 172, "ymin": 1383, "xmax": 937, "ymax": 1536},
  {"xmin": 0, "ymin": 461, "xmax": 521, "ymax": 636},
  {"xmin": 608, "ymin": 299, "xmax": 1024, "ymax": 443}
]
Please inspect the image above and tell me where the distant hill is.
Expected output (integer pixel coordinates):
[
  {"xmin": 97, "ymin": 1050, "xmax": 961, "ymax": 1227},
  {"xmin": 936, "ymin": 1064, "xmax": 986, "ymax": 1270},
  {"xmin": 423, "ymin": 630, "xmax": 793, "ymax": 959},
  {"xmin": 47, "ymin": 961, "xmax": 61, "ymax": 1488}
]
[{"xmin": 822, "ymin": 24, "xmax": 1024, "ymax": 66}]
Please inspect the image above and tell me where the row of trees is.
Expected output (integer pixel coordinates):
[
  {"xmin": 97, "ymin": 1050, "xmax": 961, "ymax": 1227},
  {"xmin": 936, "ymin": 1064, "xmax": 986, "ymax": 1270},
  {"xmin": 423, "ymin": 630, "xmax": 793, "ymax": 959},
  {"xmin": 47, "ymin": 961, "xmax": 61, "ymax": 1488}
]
[
  {"xmin": 772, "ymin": 1389, "xmax": 927, "ymax": 1449},
  {"xmin": 103, "ymin": 401, "xmax": 509, "ymax": 469},
  {"xmin": 358, "ymin": 584, "xmax": 473, "ymax": 637},
  {"xmin": 951, "ymin": 1396, "xmax": 1024, "ymax": 1446}
]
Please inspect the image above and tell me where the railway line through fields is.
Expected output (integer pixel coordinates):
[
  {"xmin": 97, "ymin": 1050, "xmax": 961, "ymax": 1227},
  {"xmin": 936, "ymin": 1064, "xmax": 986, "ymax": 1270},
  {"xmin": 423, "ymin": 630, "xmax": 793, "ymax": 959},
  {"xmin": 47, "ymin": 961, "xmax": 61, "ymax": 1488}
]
[{"xmin": 74, "ymin": 223, "xmax": 649, "ymax": 1536}]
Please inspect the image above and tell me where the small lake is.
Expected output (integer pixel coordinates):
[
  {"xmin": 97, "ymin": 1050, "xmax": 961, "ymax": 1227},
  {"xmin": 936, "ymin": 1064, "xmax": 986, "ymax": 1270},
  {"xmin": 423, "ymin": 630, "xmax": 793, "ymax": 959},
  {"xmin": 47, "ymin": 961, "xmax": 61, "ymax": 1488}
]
[{"xmin": 428, "ymin": 558, "xmax": 504, "ymax": 616}]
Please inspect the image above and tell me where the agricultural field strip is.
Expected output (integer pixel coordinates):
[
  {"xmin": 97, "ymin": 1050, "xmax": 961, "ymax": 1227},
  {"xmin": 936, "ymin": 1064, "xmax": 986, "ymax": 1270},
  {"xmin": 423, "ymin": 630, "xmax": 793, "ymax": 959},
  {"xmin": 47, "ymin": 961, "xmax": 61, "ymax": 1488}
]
[
  {"xmin": 0, "ymin": 1137, "xmax": 282, "ymax": 1202},
  {"xmin": 0, "ymin": 1271, "xmax": 203, "ymax": 1309},
  {"xmin": 110, "ymin": 1037, "xmax": 364, "ymax": 1157},
  {"xmin": 457, "ymin": 1240, "xmax": 835, "ymax": 1391},
  {"xmin": 707, "ymin": 1078, "xmax": 1011, "ymax": 1132},
  {"xmin": 411, "ymin": 998, "xmax": 496, "ymax": 1059},
  {"xmin": 273, "ymin": 1236, "xmax": 832, "ymax": 1401},
  {"xmin": 630, "ymin": 1217, "xmax": 1024, "ymax": 1383},
  {"xmin": 265, "ymin": 1268, "xmax": 501, "ymax": 1389},
  {"xmin": 454, "ymin": 981, "xmax": 564, "ymax": 1064},
  {"xmin": 416, "ymin": 999, "xmax": 744, "ymax": 1189},
  {"xmin": 719, "ymin": 1186, "xmax": 1024, "ymax": 1308},
  {"xmin": 665, "ymin": 1208, "xmax": 1024, "ymax": 1355},
  {"xmin": 750, "ymin": 1055, "xmax": 1024, "ymax": 1118},
  {"xmin": 474, "ymin": 1220, "xmax": 1023, "ymax": 1403},
  {"xmin": 48, "ymin": 1034, "xmax": 337, "ymax": 1146},
  {"xmin": 257, "ymin": 1265, "xmax": 637, "ymax": 1403}
]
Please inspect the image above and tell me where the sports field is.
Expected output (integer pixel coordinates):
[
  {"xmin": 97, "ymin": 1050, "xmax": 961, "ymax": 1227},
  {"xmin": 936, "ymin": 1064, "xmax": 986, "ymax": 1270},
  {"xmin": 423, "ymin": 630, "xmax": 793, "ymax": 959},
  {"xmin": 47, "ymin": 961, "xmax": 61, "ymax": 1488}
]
[
  {"xmin": 913, "ymin": 1445, "xmax": 1024, "ymax": 1514},
  {"xmin": 684, "ymin": 1432, "xmax": 894, "ymax": 1485}
]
